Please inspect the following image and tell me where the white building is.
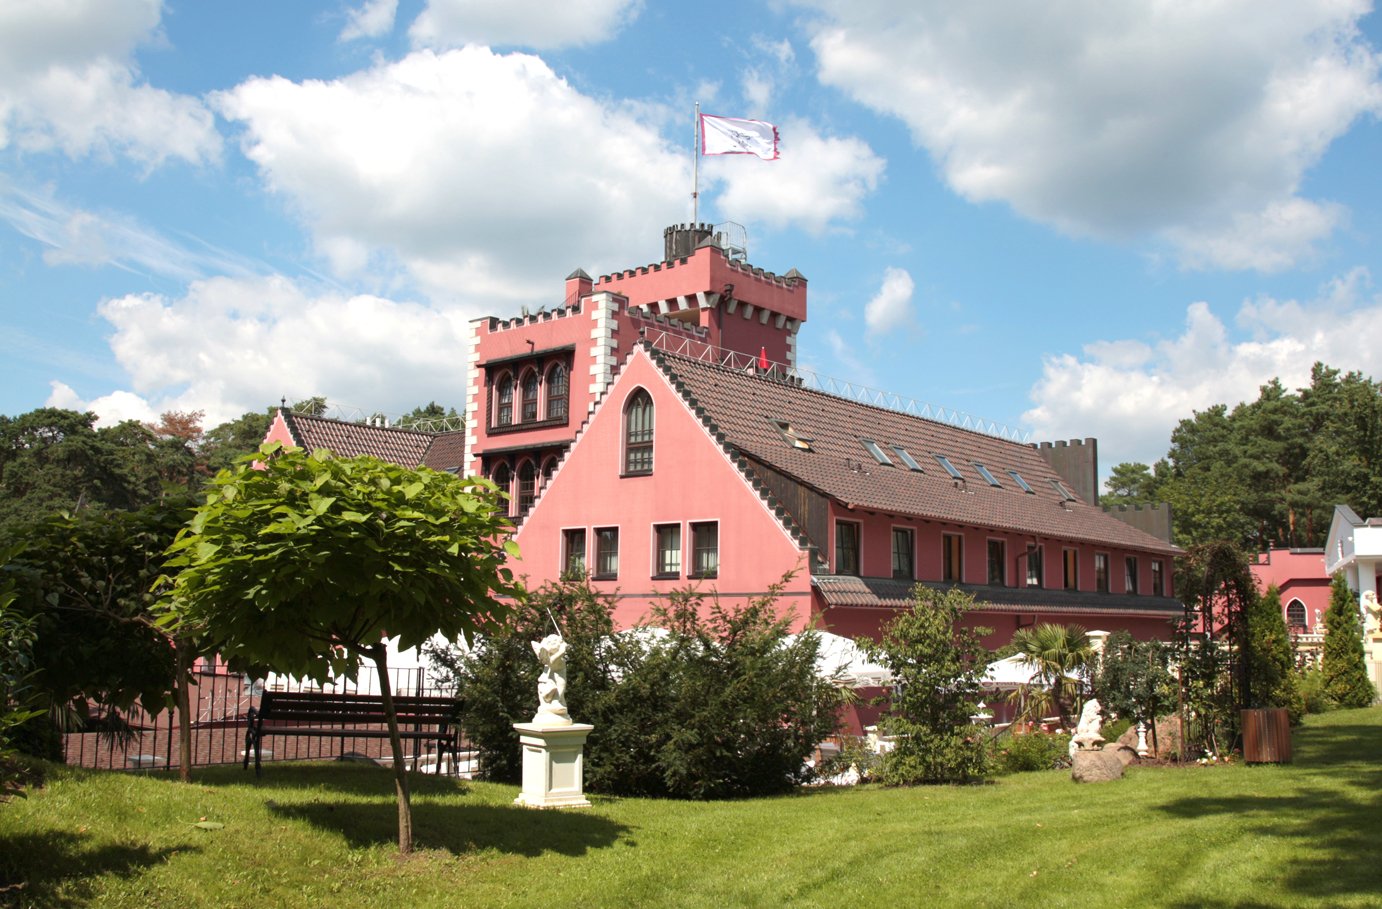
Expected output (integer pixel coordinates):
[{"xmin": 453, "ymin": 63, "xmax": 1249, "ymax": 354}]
[{"xmin": 1324, "ymin": 504, "xmax": 1382, "ymax": 691}]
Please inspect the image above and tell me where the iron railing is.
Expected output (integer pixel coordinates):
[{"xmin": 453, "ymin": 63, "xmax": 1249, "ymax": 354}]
[
  {"xmin": 642, "ymin": 329, "xmax": 1033, "ymax": 443},
  {"xmin": 63, "ymin": 664, "xmax": 466, "ymax": 774}
]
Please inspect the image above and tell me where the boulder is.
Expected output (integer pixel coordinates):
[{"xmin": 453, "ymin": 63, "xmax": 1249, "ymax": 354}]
[
  {"xmin": 1103, "ymin": 743, "xmax": 1138, "ymax": 766},
  {"xmin": 1071, "ymin": 750, "xmax": 1125, "ymax": 783},
  {"xmin": 1116, "ymin": 726, "xmax": 1138, "ymax": 749},
  {"xmin": 1152, "ymin": 716, "xmax": 1183, "ymax": 759}
]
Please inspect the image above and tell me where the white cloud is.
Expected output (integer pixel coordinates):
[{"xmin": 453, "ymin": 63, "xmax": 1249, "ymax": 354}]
[
  {"xmin": 0, "ymin": 0, "xmax": 220, "ymax": 165},
  {"xmin": 796, "ymin": 0, "xmax": 1382, "ymax": 271},
  {"xmin": 216, "ymin": 48, "xmax": 691, "ymax": 305},
  {"xmin": 705, "ymin": 118, "xmax": 884, "ymax": 235},
  {"xmin": 340, "ymin": 0, "xmax": 399, "ymax": 41},
  {"xmin": 1023, "ymin": 267, "xmax": 1382, "ymax": 466},
  {"xmin": 0, "ymin": 182, "xmax": 261, "ymax": 279},
  {"xmin": 53, "ymin": 275, "xmax": 475, "ymax": 428},
  {"xmin": 863, "ymin": 266, "xmax": 915, "ymax": 336},
  {"xmin": 46, "ymin": 381, "xmax": 160, "ymax": 428},
  {"xmin": 409, "ymin": 0, "xmax": 642, "ymax": 50}
]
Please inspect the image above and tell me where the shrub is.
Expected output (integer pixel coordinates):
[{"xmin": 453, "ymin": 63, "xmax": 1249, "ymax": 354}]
[
  {"xmin": 1321, "ymin": 573, "xmax": 1376, "ymax": 709},
  {"xmin": 1249, "ymin": 585, "xmax": 1304, "ymax": 723},
  {"xmin": 861, "ymin": 586, "xmax": 992, "ymax": 785},
  {"xmin": 1297, "ymin": 667, "xmax": 1333, "ymax": 715},
  {"xmin": 429, "ymin": 574, "xmax": 842, "ymax": 799},
  {"xmin": 1104, "ymin": 717, "xmax": 1134, "ymax": 743},
  {"xmin": 991, "ymin": 731, "xmax": 1071, "ymax": 774}
]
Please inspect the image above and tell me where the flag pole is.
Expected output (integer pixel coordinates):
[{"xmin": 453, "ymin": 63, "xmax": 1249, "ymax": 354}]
[{"xmin": 692, "ymin": 101, "xmax": 700, "ymax": 225}]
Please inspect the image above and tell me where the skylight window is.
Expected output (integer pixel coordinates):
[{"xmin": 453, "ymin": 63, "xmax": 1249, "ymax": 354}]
[
  {"xmin": 972, "ymin": 462, "xmax": 1002, "ymax": 487},
  {"xmin": 860, "ymin": 439, "xmax": 893, "ymax": 465},
  {"xmin": 1007, "ymin": 470, "xmax": 1034, "ymax": 494},
  {"xmin": 891, "ymin": 446, "xmax": 924, "ymax": 472},
  {"xmin": 1049, "ymin": 478, "xmax": 1078, "ymax": 501},
  {"xmin": 934, "ymin": 454, "xmax": 963, "ymax": 479},
  {"xmin": 771, "ymin": 419, "xmax": 812, "ymax": 451}
]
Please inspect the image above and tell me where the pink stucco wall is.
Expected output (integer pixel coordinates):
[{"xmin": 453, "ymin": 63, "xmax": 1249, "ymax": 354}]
[
  {"xmin": 1251, "ymin": 548, "xmax": 1333, "ymax": 632},
  {"xmin": 512, "ymin": 348, "xmax": 814, "ymax": 630}
]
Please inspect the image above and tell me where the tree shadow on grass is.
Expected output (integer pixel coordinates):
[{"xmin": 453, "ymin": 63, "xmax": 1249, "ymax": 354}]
[
  {"xmin": 1155, "ymin": 720, "xmax": 1382, "ymax": 907},
  {"xmin": 0, "ymin": 831, "xmax": 193, "ymax": 909},
  {"xmin": 268, "ymin": 799, "xmax": 630, "ymax": 857},
  {"xmin": 177, "ymin": 761, "xmax": 471, "ymax": 798}
]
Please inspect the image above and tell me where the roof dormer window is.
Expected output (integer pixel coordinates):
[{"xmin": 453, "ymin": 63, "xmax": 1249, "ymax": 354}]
[
  {"xmin": 972, "ymin": 462, "xmax": 1002, "ymax": 487},
  {"xmin": 891, "ymin": 446, "xmax": 924, "ymax": 472},
  {"xmin": 860, "ymin": 439, "xmax": 893, "ymax": 465},
  {"xmin": 1007, "ymin": 470, "xmax": 1035, "ymax": 493},
  {"xmin": 934, "ymin": 454, "xmax": 963, "ymax": 479},
  {"xmin": 1049, "ymin": 479, "xmax": 1078, "ymax": 502},
  {"xmin": 771, "ymin": 419, "xmax": 813, "ymax": 451}
]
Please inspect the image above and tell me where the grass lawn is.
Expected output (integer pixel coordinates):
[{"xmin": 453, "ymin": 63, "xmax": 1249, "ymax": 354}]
[{"xmin": 2, "ymin": 707, "xmax": 1380, "ymax": 909}]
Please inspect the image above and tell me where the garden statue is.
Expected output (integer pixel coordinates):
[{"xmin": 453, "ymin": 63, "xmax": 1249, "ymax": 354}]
[
  {"xmin": 531, "ymin": 633, "xmax": 571, "ymax": 726},
  {"xmin": 1068, "ymin": 699, "xmax": 1106, "ymax": 756},
  {"xmin": 513, "ymin": 632, "xmax": 592, "ymax": 808},
  {"xmin": 1363, "ymin": 590, "xmax": 1380, "ymax": 635}
]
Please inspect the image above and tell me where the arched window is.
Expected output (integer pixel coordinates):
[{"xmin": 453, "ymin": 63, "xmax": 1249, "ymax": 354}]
[
  {"xmin": 541, "ymin": 456, "xmax": 557, "ymax": 489},
  {"xmin": 546, "ymin": 363, "xmax": 568, "ymax": 420},
  {"xmin": 624, "ymin": 389, "xmax": 654, "ymax": 474},
  {"xmin": 516, "ymin": 460, "xmax": 537, "ymax": 516},
  {"xmin": 1287, "ymin": 599, "xmax": 1307, "ymax": 629},
  {"xmin": 521, "ymin": 369, "xmax": 539, "ymax": 422},
  {"xmin": 492, "ymin": 462, "xmax": 512, "ymax": 515},
  {"xmin": 495, "ymin": 373, "xmax": 514, "ymax": 426}
]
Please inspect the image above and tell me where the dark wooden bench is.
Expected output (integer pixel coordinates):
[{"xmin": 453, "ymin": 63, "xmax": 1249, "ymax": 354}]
[{"xmin": 243, "ymin": 690, "xmax": 464, "ymax": 778}]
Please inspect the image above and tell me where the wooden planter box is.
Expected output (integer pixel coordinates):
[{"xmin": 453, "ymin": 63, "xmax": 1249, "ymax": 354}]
[{"xmin": 1241, "ymin": 708, "xmax": 1292, "ymax": 764}]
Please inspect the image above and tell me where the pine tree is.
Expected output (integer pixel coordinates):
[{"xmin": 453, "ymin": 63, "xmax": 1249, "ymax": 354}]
[
  {"xmin": 1321, "ymin": 572, "xmax": 1377, "ymax": 709},
  {"xmin": 1249, "ymin": 585, "xmax": 1304, "ymax": 723}
]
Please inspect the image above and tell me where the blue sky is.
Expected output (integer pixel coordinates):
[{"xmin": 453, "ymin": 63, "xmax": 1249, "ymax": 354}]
[{"xmin": 4, "ymin": 0, "xmax": 1382, "ymax": 480}]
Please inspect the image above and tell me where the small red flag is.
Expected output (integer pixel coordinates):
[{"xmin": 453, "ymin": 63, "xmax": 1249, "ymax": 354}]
[{"xmin": 759, "ymin": 347, "xmax": 769, "ymax": 370}]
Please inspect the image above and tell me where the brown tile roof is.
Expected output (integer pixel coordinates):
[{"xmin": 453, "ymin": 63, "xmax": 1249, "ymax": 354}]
[
  {"xmin": 281, "ymin": 411, "xmax": 466, "ymax": 471},
  {"xmin": 644, "ymin": 344, "xmax": 1181, "ymax": 555},
  {"xmin": 814, "ymin": 575, "xmax": 1183, "ymax": 617},
  {"xmin": 421, "ymin": 432, "xmax": 468, "ymax": 473}
]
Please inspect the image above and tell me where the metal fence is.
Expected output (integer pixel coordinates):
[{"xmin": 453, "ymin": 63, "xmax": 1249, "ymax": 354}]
[{"xmin": 63, "ymin": 664, "xmax": 461, "ymax": 773}]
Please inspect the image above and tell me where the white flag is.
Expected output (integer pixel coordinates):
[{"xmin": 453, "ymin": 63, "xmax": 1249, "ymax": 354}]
[{"xmin": 700, "ymin": 114, "xmax": 779, "ymax": 160}]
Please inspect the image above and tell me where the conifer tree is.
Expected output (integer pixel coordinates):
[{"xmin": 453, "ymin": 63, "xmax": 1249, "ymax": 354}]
[
  {"xmin": 1321, "ymin": 572, "xmax": 1376, "ymax": 709},
  {"xmin": 1248, "ymin": 585, "xmax": 1304, "ymax": 723}
]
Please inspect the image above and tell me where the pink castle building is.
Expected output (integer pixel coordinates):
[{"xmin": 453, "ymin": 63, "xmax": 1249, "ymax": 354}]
[
  {"xmin": 265, "ymin": 224, "xmax": 1183, "ymax": 648},
  {"xmin": 1250, "ymin": 547, "xmax": 1331, "ymax": 632}
]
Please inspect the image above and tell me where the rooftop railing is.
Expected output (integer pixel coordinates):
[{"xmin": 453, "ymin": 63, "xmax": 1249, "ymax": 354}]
[{"xmin": 643, "ymin": 329, "xmax": 1033, "ymax": 444}]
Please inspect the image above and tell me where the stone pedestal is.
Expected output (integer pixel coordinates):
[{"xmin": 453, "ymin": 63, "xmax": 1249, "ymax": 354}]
[{"xmin": 513, "ymin": 722, "xmax": 594, "ymax": 809}]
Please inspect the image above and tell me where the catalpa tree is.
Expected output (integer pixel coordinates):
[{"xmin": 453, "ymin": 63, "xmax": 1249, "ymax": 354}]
[{"xmin": 166, "ymin": 443, "xmax": 522, "ymax": 853}]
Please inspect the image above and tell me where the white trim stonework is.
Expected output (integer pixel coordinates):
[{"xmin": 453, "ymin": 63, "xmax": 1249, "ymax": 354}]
[{"xmin": 464, "ymin": 318, "xmax": 484, "ymax": 474}]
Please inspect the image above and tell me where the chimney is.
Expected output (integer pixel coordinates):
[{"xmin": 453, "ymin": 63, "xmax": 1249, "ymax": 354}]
[
  {"xmin": 664, "ymin": 223, "xmax": 713, "ymax": 261},
  {"xmin": 565, "ymin": 268, "xmax": 592, "ymax": 303}
]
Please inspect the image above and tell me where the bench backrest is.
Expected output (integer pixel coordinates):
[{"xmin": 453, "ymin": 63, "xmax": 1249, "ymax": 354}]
[{"xmin": 257, "ymin": 690, "xmax": 462, "ymax": 726}]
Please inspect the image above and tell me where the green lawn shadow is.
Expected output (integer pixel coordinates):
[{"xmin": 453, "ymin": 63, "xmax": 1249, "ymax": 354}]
[
  {"xmin": 0, "ymin": 831, "xmax": 194, "ymax": 909},
  {"xmin": 1154, "ymin": 715, "xmax": 1382, "ymax": 907},
  {"xmin": 267, "ymin": 800, "xmax": 630, "ymax": 857},
  {"xmin": 169, "ymin": 760, "xmax": 472, "ymax": 798}
]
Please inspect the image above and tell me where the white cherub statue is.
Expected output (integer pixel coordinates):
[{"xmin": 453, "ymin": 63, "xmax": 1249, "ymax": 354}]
[
  {"xmin": 1068, "ymin": 699, "xmax": 1105, "ymax": 757},
  {"xmin": 1362, "ymin": 591, "xmax": 1380, "ymax": 635},
  {"xmin": 531, "ymin": 634, "xmax": 571, "ymax": 726}
]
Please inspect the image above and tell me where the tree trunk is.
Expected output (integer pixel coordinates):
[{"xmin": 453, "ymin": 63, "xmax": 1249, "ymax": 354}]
[
  {"xmin": 175, "ymin": 639, "xmax": 193, "ymax": 783},
  {"xmin": 372, "ymin": 644, "xmax": 413, "ymax": 854}
]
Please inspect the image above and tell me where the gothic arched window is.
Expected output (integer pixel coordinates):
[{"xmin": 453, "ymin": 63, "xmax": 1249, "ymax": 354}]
[
  {"xmin": 546, "ymin": 363, "xmax": 568, "ymax": 420},
  {"xmin": 624, "ymin": 389, "xmax": 654, "ymax": 475},
  {"xmin": 495, "ymin": 373, "xmax": 514, "ymax": 426},
  {"xmin": 541, "ymin": 456, "xmax": 557, "ymax": 488},
  {"xmin": 492, "ymin": 462, "xmax": 512, "ymax": 515},
  {"xmin": 517, "ymin": 460, "xmax": 537, "ymax": 516},
  {"xmin": 521, "ymin": 369, "xmax": 539, "ymax": 422},
  {"xmin": 1287, "ymin": 599, "xmax": 1307, "ymax": 629}
]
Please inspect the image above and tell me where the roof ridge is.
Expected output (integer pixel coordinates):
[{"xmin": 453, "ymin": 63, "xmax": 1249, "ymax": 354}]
[
  {"xmin": 288, "ymin": 410, "xmax": 445, "ymax": 438},
  {"xmin": 648, "ymin": 343, "xmax": 1035, "ymax": 450}
]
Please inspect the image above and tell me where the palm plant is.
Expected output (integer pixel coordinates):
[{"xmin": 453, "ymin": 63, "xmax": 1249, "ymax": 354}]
[{"xmin": 1009, "ymin": 623, "xmax": 1094, "ymax": 731}]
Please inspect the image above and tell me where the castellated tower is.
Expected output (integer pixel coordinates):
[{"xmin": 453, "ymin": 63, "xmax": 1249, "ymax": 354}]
[{"xmin": 462, "ymin": 225, "xmax": 808, "ymax": 481}]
